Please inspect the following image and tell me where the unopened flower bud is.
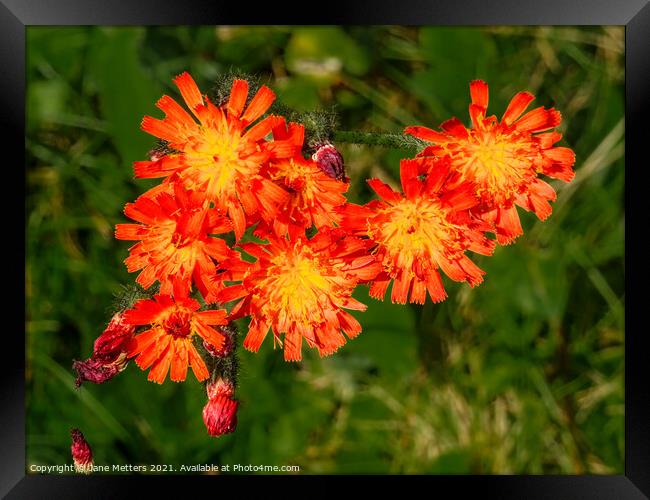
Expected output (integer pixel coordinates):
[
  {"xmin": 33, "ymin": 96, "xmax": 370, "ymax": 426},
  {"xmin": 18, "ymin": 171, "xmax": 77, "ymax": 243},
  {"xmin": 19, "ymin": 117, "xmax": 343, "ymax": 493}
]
[
  {"xmin": 202, "ymin": 377, "xmax": 238, "ymax": 437},
  {"xmin": 70, "ymin": 429, "xmax": 93, "ymax": 474},
  {"xmin": 203, "ymin": 395, "xmax": 238, "ymax": 437},
  {"xmin": 205, "ymin": 377, "xmax": 235, "ymax": 400},
  {"xmin": 312, "ymin": 142, "xmax": 346, "ymax": 181}
]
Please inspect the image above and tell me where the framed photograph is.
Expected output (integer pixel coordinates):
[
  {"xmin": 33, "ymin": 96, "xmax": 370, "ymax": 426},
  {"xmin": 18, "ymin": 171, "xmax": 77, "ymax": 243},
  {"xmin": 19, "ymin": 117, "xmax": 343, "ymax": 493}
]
[{"xmin": 6, "ymin": 0, "xmax": 648, "ymax": 497}]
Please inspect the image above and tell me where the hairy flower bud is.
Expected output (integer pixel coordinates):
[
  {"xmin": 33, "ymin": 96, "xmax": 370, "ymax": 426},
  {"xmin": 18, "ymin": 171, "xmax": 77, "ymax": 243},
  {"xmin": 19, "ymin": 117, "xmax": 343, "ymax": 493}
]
[
  {"xmin": 73, "ymin": 312, "xmax": 135, "ymax": 387},
  {"xmin": 202, "ymin": 377, "xmax": 238, "ymax": 437},
  {"xmin": 312, "ymin": 142, "xmax": 346, "ymax": 181},
  {"xmin": 70, "ymin": 429, "xmax": 93, "ymax": 474},
  {"xmin": 206, "ymin": 377, "xmax": 235, "ymax": 400}
]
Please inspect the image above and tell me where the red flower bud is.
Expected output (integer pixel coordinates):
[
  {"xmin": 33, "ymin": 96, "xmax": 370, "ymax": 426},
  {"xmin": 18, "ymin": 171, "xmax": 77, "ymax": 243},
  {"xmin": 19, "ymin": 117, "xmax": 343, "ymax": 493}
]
[
  {"xmin": 202, "ymin": 377, "xmax": 238, "ymax": 437},
  {"xmin": 312, "ymin": 142, "xmax": 347, "ymax": 181},
  {"xmin": 70, "ymin": 429, "xmax": 93, "ymax": 474},
  {"xmin": 202, "ymin": 395, "xmax": 238, "ymax": 437},
  {"xmin": 206, "ymin": 377, "xmax": 235, "ymax": 400},
  {"xmin": 73, "ymin": 312, "xmax": 135, "ymax": 387}
]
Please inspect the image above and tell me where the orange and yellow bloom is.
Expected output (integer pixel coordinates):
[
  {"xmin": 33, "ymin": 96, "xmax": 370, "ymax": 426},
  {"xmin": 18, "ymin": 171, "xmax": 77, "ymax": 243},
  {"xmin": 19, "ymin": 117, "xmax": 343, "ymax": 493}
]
[
  {"xmin": 124, "ymin": 286, "xmax": 228, "ymax": 384},
  {"xmin": 115, "ymin": 183, "xmax": 233, "ymax": 300},
  {"xmin": 339, "ymin": 157, "xmax": 495, "ymax": 304},
  {"xmin": 406, "ymin": 80, "xmax": 575, "ymax": 244},
  {"xmin": 218, "ymin": 228, "xmax": 381, "ymax": 361},
  {"xmin": 259, "ymin": 118, "xmax": 349, "ymax": 238},
  {"xmin": 134, "ymin": 73, "xmax": 295, "ymax": 240}
]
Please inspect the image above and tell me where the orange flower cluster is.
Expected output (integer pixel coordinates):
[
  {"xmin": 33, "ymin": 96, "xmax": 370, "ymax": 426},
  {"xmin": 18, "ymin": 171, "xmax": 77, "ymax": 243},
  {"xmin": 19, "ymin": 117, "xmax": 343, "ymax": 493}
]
[{"xmin": 110, "ymin": 74, "xmax": 575, "ymax": 378}]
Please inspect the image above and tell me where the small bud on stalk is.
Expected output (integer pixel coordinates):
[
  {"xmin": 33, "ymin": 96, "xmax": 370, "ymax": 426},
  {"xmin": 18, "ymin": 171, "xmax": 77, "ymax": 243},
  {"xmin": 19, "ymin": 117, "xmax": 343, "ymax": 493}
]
[
  {"xmin": 202, "ymin": 377, "xmax": 238, "ymax": 437},
  {"xmin": 312, "ymin": 142, "xmax": 347, "ymax": 181},
  {"xmin": 70, "ymin": 429, "xmax": 93, "ymax": 474}
]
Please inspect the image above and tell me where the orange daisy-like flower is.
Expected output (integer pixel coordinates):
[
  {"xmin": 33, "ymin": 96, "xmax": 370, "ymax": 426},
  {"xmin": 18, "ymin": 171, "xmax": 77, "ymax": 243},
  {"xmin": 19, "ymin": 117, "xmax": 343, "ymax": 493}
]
[
  {"xmin": 258, "ymin": 118, "xmax": 348, "ymax": 238},
  {"xmin": 339, "ymin": 157, "xmax": 495, "ymax": 305},
  {"xmin": 405, "ymin": 80, "xmax": 576, "ymax": 244},
  {"xmin": 124, "ymin": 284, "xmax": 228, "ymax": 383},
  {"xmin": 218, "ymin": 228, "xmax": 381, "ymax": 361},
  {"xmin": 115, "ymin": 183, "xmax": 233, "ymax": 300},
  {"xmin": 134, "ymin": 72, "xmax": 293, "ymax": 239}
]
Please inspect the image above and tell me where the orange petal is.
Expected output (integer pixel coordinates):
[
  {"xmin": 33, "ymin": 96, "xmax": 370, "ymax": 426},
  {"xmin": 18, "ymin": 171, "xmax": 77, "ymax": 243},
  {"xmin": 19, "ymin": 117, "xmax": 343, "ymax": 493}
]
[
  {"xmin": 243, "ymin": 318, "xmax": 269, "ymax": 352},
  {"xmin": 141, "ymin": 116, "xmax": 180, "ymax": 142},
  {"xmin": 156, "ymin": 95, "xmax": 196, "ymax": 129},
  {"xmin": 243, "ymin": 115, "xmax": 278, "ymax": 142},
  {"xmin": 170, "ymin": 340, "xmax": 189, "ymax": 382},
  {"xmin": 136, "ymin": 333, "xmax": 170, "ymax": 371},
  {"xmin": 147, "ymin": 342, "xmax": 173, "ymax": 384},
  {"xmin": 173, "ymin": 72, "xmax": 204, "ymax": 117},
  {"xmin": 283, "ymin": 329, "xmax": 302, "ymax": 362},
  {"xmin": 133, "ymin": 156, "xmax": 184, "ymax": 179},
  {"xmin": 469, "ymin": 104, "xmax": 485, "ymax": 129},
  {"xmin": 390, "ymin": 272, "xmax": 411, "ymax": 304},
  {"xmin": 409, "ymin": 278, "xmax": 427, "ymax": 305},
  {"xmin": 227, "ymin": 79, "xmax": 249, "ymax": 118},
  {"xmin": 502, "ymin": 91, "xmax": 535, "ymax": 126},
  {"xmin": 367, "ymin": 179, "xmax": 402, "ymax": 204},
  {"xmin": 194, "ymin": 320, "xmax": 225, "ymax": 351},
  {"xmin": 528, "ymin": 192, "xmax": 553, "ymax": 221},
  {"xmin": 369, "ymin": 278, "xmax": 390, "ymax": 301},
  {"xmin": 187, "ymin": 344, "xmax": 209, "ymax": 382},
  {"xmin": 495, "ymin": 205, "xmax": 523, "ymax": 245},
  {"xmin": 469, "ymin": 80, "xmax": 489, "ymax": 108},
  {"xmin": 400, "ymin": 159, "xmax": 421, "ymax": 199},
  {"xmin": 542, "ymin": 147, "xmax": 576, "ymax": 182},
  {"xmin": 127, "ymin": 328, "xmax": 159, "ymax": 357},
  {"xmin": 115, "ymin": 224, "xmax": 144, "ymax": 241},
  {"xmin": 426, "ymin": 270, "xmax": 447, "ymax": 303},
  {"xmin": 242, "ymin": 86, "xmax": 276, "ymax": 123},
  {"xmin": 196, "ymin": 309, "xmax": 228, "ymax": 325},
  {"xmin": 440, "ymin": 117, "xmax": 469, "ymax": 138},
  {"xmin": 338, "ymin": 311, "xmax": 362, "ymax": 338},
  {"xmin": 404, "ymin": 125, "xmax": 449, "ymax": 144},
  {"xmin": 515, "ymin": 107, "xmax": 561, "ymax": 133},
  {"xmin": 228, "ymin": 202, "xmax": 246, "ymax": 241}
]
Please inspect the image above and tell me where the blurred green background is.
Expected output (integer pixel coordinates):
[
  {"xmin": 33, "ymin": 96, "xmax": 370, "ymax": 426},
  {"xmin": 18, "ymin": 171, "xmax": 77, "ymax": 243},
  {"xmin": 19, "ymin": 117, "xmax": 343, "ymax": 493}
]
[{"xmin": 26, "ymin": 26, "xmax": 624, "ymax": 474}]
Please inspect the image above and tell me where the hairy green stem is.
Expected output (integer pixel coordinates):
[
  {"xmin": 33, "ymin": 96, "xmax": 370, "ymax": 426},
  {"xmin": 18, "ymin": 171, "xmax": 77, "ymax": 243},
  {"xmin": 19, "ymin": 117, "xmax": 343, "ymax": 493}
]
[{"xmin": 333, "ymin": 130, "xmax": 428, "ymax": 152}]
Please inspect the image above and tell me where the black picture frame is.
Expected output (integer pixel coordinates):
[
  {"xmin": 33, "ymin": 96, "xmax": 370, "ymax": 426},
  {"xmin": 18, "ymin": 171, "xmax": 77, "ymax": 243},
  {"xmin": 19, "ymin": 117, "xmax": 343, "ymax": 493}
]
[{"xmin": 7, "ymin": 1, "xmax": 648, "ymax": 497}]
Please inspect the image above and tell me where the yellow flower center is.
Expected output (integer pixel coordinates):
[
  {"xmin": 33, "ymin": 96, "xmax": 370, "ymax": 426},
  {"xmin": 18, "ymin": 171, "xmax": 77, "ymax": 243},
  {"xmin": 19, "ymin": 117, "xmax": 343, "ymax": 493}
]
[
  {"xmin": 372, "ymin": 197, "xmax": 461, "ymax": 276},
  {"xmin": 451, "ymin": 127, "xmax": 538, "ymax": 201},
  {"xmin": 182, "ymin": 121, "xmax": 259, "ymax": 201},
  {"xmin": 272, "ymin": 159, "xmax": 318, "ymax": 198},
  {"xmin": 256, "ymin": 244, "xmax": 339, "ymax": 326}
]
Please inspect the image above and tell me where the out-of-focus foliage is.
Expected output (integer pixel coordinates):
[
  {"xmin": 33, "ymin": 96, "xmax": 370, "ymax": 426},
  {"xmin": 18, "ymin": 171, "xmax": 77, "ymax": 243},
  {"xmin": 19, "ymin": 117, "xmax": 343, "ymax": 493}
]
[{"xmin": 26, "ymin": 26, "xmax": 624, "ymax": 474}]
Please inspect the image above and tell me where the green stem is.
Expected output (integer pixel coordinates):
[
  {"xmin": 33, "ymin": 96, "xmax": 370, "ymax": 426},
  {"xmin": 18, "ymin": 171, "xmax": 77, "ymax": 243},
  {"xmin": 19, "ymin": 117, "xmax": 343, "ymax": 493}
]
[{"xmin": 333, "ymin": 130, "xmax": 428, "ymax": 151}]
